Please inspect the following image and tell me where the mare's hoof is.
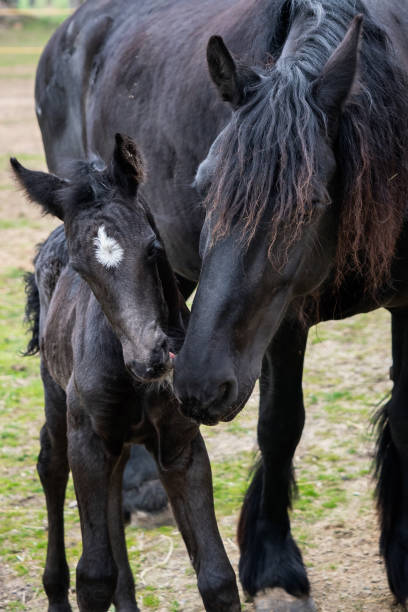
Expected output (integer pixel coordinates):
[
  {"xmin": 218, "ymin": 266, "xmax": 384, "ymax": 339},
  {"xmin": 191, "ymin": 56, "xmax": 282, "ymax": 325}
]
[{"xmin": 255, "ymin": 589, "xmax": 316, "ymax": 612}]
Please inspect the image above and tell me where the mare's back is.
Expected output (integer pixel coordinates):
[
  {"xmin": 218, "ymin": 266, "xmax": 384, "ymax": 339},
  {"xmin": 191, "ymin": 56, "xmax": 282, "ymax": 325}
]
[{"xmin": 35, "ymin": 0, "xmax": 408, "ymax": 280}]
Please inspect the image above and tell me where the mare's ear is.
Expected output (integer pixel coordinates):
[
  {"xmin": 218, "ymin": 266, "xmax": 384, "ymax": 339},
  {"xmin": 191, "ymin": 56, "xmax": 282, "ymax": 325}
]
[
  {"xmin": 10, "ymin": 158, "xmax": 67, "ymax": 220},
  {"xmin": 207, "ymin": 35, "xmax": 260, "ymax": 108},
  {"xmin": 313, "ymin": 15, "xmax": 363, "ymax": 121},
  {"xmin": 111, "ymin": 133, "xmax": 145, "ymax": 197}
]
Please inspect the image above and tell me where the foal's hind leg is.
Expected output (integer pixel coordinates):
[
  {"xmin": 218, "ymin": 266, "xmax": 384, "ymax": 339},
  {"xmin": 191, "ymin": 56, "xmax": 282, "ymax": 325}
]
[
  {"xmin": 376, "ymin": 309, "xmax": 408, "ymax": 606},
  {"xmin": 238, "ymin": 318, "xmax": 315, "ymax": 611},
  {"xmin": 38, "ymin": 364, "xmax": 71, "ymax": 612}
]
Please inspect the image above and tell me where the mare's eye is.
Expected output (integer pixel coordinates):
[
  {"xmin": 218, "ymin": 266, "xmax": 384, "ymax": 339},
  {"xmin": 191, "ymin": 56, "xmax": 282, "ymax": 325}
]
[
  {"xmin": 312, "ymin": 198, "xmax": 331, "ymax": 210},
  {"xmin": 147, "ymin": 238, "xmax": 163, "ymax": 261}
]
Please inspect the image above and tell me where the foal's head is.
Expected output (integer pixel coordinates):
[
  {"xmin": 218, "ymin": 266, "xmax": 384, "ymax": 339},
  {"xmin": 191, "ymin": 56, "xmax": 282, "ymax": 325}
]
[{"xmin": 12, "ymin": 134, "xmax": 183, "ymax": 382}]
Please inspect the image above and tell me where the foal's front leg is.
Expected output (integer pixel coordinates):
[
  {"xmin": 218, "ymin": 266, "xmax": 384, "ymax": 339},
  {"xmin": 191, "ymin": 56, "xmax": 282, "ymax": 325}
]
[
  {"xmin": 238, "ymin": 317, "xmax": 315, "ymax": 611},
  {"xmin": 67, "ymin": 386, "xmax": 136, "ymax": 612},
  {"xmin": 150, "ymin": 422, "xmax": 240, "ymax": 611},
  {"xmin": 109, "ymin": 447, "xmax": 139, "ymax": 612}
]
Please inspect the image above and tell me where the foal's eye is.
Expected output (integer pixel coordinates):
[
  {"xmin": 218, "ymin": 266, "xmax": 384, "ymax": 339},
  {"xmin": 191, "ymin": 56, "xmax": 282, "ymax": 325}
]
[{"xmin": 147, "ymin": 238, "xmax": 163, "ymax": 261}]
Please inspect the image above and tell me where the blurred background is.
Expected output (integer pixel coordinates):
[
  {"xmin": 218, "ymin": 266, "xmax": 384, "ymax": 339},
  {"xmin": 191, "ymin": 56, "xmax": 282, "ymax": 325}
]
[{"xmin": 0, "ymin": 4, "xmax": 396, "ymax": 611}]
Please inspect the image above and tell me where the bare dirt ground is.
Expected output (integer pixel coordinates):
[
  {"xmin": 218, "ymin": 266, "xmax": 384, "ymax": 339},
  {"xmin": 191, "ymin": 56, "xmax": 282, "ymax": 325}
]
[
  {"xmin": 0, "ymin": 71, "xmax": 59, "ymax": 270},
  {"xmin": 0, "ymin": 72, "xmax": 402, "ymax": 612}
]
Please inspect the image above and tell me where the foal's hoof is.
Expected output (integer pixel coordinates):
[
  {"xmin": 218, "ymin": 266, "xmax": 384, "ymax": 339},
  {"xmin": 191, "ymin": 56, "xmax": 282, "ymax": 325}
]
[{"xmin": 255, "ymin": 589, "xmax": 316, "ymax": 612}]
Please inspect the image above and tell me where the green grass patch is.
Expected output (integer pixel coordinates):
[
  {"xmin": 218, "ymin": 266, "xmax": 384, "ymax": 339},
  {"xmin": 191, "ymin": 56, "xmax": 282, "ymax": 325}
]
[
  {"xmin": 0, "ymin": 15, "xmax": 67, "ymax": 47},
  {"xmin": 0, "ymin": 153, "xmax": 45, "ymax": 172},
  {"xmin": 212, "ymin": 453, "xmax": 253, "ymax": 515}
]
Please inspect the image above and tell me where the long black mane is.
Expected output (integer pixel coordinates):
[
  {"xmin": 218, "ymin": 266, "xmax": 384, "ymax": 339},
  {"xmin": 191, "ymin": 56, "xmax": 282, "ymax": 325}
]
[{"xmin": 207, "ymin": 0, "xmax": 408, "ymax": 289}]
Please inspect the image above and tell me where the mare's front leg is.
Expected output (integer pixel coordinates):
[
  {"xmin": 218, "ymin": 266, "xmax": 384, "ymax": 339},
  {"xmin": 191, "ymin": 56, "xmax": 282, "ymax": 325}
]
[
  {"xmin": 238, "ymin": 317, "xmax": 315, "ymax": 611},
  {"xmin": 376, "ymin": 308, "xmax": 408, "ymax": 606},
  {"xmin": 38, "ymin": 363, "xmax": 71, "ymax": 612},
  {"xmin": 66, "ymin": 383, "xmax": 137, "ymax": 612},
  {"xmin": 148, "ymin": 412, "xmax": 240, "ymax": 611}
]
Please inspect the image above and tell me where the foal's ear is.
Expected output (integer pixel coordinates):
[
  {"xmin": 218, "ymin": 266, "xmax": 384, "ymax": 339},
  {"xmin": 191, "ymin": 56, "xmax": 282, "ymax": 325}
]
[
  {"xmin": 111, "ymin": 133, "xmax": 145, "ymax": 197},
  {"xmin": 10, "ymin": 158, "xmax": 67, "ymax": 220},
  {"xmin": 313, "ymin": 15, "xmax": 363, "ymax": 121},
  {"xmin": 207, "ymin": 36, "xmax": 260, "ymax": 108}
]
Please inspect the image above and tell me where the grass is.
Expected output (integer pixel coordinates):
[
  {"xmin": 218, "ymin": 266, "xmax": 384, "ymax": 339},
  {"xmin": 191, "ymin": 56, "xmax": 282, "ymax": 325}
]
[
  {"xmin": 0, "ymin": 14, "xmax": 67, "ymax": 71},
  {"xmin": 0, "ymin": 15, "xmax": 67, "ymax": 48}
]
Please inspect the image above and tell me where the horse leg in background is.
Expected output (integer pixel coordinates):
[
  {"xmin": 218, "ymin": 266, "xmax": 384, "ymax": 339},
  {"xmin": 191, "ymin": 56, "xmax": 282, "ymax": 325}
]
[
  {"xmin": 238, "ymin": 317, "xmax": 315, "ymax": 612},
  {"xmin": 109, "ymin": 446, "xmax": 140, "ymax": 612},
  {"xmin": 376, "ymin": 308, "xmax": 408, "ymax": 606},
  {"xmin": 66, "ymin": 386, "xmax": 135, "ymax": 612},
  {"xmin": 37, "ymin": 363, "xmax": 71, "ymax": 612},
  {"xmin": 150, "ymin": 427, "xmax": 241, "ymax": 611},
  {"xmin": 122, "ymin": 444, "xmax": 168, "ymax": 522}
]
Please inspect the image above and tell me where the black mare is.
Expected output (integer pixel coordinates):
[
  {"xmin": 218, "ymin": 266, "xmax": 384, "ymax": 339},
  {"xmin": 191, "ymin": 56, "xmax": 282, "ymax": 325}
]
[
  {"xmin": 13, "ymin": 135, "xmax": 239, "ymax": 611},
  {"xmin": 35, "ymin": 0, "xmax": 408, "ymax": 608}
]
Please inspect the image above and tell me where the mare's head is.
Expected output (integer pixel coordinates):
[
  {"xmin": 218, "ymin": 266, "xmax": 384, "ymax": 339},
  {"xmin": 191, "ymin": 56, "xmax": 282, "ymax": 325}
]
[
  {"xmin": 175, "ymin": 16, "xmax": 365, "ymax": 423},
  {"xmin": 12, "ymin": 134, "xmax": 185, "ymax": 382}
]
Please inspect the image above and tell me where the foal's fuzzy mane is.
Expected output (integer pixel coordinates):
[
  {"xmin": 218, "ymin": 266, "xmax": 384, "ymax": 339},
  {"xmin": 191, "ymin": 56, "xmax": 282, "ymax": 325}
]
[
  {"xmin": 207, "ymin": 0, "xmax": 408, "ymax": 290},
  {"xmin": 58, "ymin": 159, "xmax": 115, "ymax": 208}
]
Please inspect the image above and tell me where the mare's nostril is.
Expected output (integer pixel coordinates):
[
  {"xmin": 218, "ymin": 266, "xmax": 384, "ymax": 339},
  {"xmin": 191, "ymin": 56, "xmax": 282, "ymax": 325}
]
[{"xmin": 216, "ymin": 382, "xmax": 231, "ymax": 405}]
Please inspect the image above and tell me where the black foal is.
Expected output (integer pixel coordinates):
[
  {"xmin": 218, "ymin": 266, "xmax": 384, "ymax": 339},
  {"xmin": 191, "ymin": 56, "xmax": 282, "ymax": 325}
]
[{"xmin": 12, "ymin": 134, "xmax": 239, "ymax": 612}]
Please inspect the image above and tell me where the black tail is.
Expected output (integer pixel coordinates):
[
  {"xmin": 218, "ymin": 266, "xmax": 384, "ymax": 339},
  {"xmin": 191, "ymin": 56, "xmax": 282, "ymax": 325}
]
[
  {"xmin": 23, "ymin": 272, "xmax": 40, "ymax": 356},
  {"xmin": 373, "ymin": 401, "xmax": 408, "ymax": 603},
  {"xmin": 374, "ymin": 402, "xmax": 398, "ymax": 556}
]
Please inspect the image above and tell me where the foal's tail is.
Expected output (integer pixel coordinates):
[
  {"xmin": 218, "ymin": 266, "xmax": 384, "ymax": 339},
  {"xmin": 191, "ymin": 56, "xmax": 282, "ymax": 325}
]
[{"xmin": 23, "ymin": 271, "xmax": 40, "ymax": 356}]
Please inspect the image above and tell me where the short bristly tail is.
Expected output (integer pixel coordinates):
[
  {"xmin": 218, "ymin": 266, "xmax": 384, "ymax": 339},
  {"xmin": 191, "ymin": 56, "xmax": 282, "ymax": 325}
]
[{"xmin": 23, "ymin": 271, "xmax": 40, "ymax": 356}]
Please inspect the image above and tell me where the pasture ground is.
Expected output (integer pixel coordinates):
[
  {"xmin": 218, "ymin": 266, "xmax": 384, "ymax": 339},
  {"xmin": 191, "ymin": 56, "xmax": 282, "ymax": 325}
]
[{"xmin": 0, "ymin": 15, "xmax": 400, "ymax": 612}]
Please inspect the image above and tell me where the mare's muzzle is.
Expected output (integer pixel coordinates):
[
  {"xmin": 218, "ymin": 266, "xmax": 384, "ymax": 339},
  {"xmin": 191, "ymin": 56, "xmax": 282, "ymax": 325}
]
[{"xmin": 174, "ymin": 364, "xmax": 240, "ymax": 425}]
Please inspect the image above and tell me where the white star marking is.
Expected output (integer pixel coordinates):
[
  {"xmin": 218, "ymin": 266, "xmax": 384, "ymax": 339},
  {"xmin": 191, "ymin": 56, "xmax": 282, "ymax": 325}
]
[{"xmin": 93, "ymin": 225, "xmax": 124, "ymax": 269}]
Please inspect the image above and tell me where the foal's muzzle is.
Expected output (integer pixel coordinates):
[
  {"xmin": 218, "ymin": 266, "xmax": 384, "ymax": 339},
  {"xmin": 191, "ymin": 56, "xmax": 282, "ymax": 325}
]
[
  {"xmin": 126, "ymin": 355, "xmax": 173, "ymax": 383},
  {"xmin": 124, "ymin": 334, "xmax": 172, "ymax": 383}
]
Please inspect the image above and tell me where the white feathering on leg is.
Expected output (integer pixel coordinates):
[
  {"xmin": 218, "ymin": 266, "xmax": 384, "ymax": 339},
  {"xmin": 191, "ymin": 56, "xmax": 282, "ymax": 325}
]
[{"xmin": 93, "ymin": 225, "xmax": 124, "ymax": 269}]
